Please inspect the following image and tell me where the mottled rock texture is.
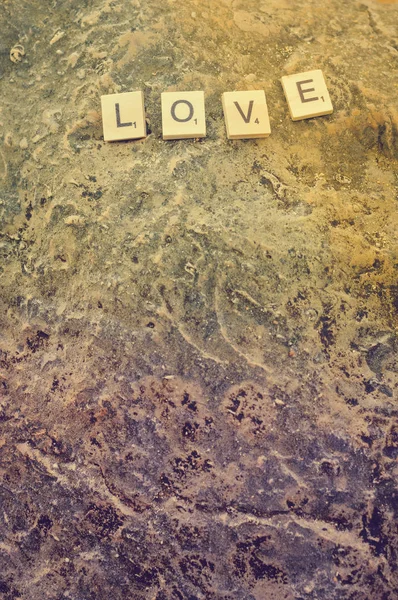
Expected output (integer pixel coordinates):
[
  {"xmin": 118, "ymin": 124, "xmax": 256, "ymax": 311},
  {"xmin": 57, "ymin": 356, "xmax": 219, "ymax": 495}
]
[{"xmin": 0, "ymin": 0, "xmax": 398, "ymax": 598}]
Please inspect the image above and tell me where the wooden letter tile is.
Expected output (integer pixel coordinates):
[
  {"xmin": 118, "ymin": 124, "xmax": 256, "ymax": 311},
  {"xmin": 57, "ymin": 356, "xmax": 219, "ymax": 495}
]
[
  {"xmin": 222, "ymin": 90, "xmax": 271, "ymax": 139},
  {"xmin": 161, "ymin": 91, "xmax": 206, "ymax": 140},
  {"xmin": 281, "ymin": 69, "xmax": 333, "ymax": 121},
  {"xmin": 101, "ymin": 91, "xmax": 146, "ymax": 142}
]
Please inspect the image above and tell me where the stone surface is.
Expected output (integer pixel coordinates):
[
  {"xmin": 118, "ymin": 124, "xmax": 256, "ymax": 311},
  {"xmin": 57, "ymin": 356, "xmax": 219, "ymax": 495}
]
[{"xmin": 0, "ymin": 0, "xmax": 397, "ymax": 599}]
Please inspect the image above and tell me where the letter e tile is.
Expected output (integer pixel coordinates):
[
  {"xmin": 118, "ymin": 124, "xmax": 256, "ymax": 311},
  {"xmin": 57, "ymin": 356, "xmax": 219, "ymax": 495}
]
[
  {"xmin": 161, "ymin": 91, "xmax": 206, "ymax": 140},
  {"xmin": 281, "ymin": 70, "xmax": 333, "ymax": 121},
  {"xmin": 101, "ymin": 91, "xmax": 146, "ymax": 142},
  {"xmin": 222, "ymin": 90, "xmax": 271, "ymax": 139}
]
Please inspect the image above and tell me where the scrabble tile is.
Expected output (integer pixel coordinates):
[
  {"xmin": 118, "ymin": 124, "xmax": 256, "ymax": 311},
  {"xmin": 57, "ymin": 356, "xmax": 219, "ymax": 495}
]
[
  {"xmin": 161, "ymin": 91, "xmax": 206, "ymax": 140},
  {"xmin": 101, "ymin": 91, "xmax": 146, "ymax": 142},
  {"xmin": 222, "ymin": 90, "xmax": 271, "ymax": 139},
  {"xmin": 281, "ymin": 70, "xmax": 333, "ymax": 121}
]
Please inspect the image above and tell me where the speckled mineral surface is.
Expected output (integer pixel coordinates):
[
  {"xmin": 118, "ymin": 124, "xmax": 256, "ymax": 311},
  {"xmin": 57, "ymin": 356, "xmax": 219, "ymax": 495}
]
[{"xmin": 0, "ymin": 0, "xmax": 397, "ymax": 599}]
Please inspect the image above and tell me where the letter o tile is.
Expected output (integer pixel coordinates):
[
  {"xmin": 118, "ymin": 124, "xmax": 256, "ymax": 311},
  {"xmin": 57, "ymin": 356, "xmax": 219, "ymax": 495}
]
[{"xmin": 161, "ymin": 91, "xmax": 206, "ymax": 140}]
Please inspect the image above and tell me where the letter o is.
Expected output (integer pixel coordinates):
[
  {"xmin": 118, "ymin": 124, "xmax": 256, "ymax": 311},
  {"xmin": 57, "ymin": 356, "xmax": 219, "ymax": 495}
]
[{"xmin": 171, "ymin": 100, "xmax": 194, "ymax": 123}]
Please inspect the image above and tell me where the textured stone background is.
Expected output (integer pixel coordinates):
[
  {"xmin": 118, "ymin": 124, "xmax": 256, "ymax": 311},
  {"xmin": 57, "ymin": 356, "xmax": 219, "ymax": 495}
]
[{"xmin": 0, "ymin": 0, "xmax": 398, "ymax": 598}]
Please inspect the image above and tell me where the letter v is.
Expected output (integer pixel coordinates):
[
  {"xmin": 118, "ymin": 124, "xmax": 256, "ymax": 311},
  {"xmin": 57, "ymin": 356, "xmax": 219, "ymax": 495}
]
[{"xmin": 233, "ymin": 100, "xmax": 254, "ymax": 123}]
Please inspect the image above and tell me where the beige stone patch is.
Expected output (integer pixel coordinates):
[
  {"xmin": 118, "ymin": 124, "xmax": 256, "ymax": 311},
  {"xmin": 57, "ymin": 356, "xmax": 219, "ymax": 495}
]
[
  {"xmin": 233, "ymin": 10, "xmax": 277, "ymax": 36},
  {"xmin": 48, "ymin": 228, "xmax": 77, "ymax": 270},
  {"xmin": 66, "ymin": 52, "xmax": 80, "ymax": 68},
  {"xmin": 114, "ymin": 30, "xmax": 156, "ymax": 69}
]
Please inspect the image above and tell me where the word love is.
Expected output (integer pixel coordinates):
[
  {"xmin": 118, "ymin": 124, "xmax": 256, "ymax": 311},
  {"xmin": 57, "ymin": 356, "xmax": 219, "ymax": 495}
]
[{"xmin": 101, "ymin": 69, "xmax": 333, "ymax": 142}]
